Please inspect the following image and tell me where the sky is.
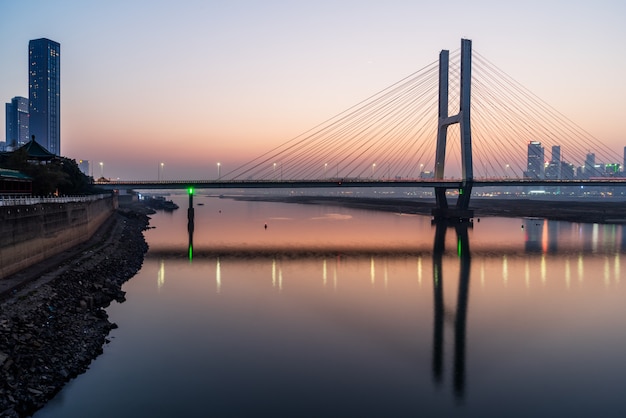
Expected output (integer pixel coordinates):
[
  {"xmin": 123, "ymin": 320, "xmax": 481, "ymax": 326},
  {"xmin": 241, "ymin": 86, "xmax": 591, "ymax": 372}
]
[{"xmin": 1, "ymin": 0, "xmax": 625, "ymax": 180}]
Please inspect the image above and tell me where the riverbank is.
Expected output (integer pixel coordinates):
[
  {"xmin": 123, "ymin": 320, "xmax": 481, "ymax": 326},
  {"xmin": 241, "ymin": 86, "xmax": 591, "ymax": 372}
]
[
  {"xmin": 0, "ymin": 207, "xmax": 150, "ymax": 417},
  {"xmin": 233, "ymin": 195, "xmax": 626, "ymax": 223}
]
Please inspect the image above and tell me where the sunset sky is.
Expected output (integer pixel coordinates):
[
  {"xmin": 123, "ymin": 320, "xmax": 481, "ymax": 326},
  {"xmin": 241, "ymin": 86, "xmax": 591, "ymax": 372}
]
[{"xmin": 1, "ymin": 0, "xmax": 625, "ymax": 180}]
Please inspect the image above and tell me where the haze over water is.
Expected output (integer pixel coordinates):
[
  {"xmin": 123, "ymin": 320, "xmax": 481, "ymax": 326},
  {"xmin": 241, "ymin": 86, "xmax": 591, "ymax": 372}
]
[{"xmin": 35, "ymin": 194, "xmax": 626, "ymax": 417}]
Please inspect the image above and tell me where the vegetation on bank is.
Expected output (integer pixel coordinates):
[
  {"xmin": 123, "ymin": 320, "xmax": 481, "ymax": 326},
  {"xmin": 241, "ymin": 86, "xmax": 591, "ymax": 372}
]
[{"xmin": 0, "ymin": 147, "xmax": 99, "ymax": 195}]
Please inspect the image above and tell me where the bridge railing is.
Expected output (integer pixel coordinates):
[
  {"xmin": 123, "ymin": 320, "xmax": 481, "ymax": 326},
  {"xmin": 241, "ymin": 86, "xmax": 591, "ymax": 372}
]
[{"xmin": 0, "ymin": 194, "xmax": 111, "ymax": 207}]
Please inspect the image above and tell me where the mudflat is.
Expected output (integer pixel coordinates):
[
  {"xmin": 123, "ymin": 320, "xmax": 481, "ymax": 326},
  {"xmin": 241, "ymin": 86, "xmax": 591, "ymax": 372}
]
[{"xmin": 235, "ymin": 195, "xmax": 626, "ymax": 223}]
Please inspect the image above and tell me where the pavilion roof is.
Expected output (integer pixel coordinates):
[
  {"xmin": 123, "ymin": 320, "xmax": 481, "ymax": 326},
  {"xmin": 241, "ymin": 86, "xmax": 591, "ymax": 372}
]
[{"xmin": 19, "ymin": 140, "xmax": 57, "ymax": 160}]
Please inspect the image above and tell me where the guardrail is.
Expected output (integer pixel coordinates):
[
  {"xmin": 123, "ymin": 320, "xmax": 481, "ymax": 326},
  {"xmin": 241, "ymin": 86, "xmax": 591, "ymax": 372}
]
[{"xmin": 0, "ymin": 194, "xmax": 111, "ymax": 207}]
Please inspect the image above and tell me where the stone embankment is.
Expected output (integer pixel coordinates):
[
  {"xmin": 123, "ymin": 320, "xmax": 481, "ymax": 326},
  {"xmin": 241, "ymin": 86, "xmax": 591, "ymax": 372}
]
[{"xmin": 0, "ymin": 207, "xmax": 150, "ymax": 417}]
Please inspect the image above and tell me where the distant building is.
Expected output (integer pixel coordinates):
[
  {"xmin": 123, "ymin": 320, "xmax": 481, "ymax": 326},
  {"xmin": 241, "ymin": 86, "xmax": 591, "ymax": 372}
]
[
  {"xmin": 524, "ymin": 141, "xmax": 544, "ymax": 179},
  {"xmin": 29, "ymin": 38, "xmax": 60, "ymax": 155},
  {"xmin": 584, "ymin": 153, "xmax": 600, "ymax": 178},
  {"xmin": 5, "ymin": 96, "xmax": 30, "ymax": 150},
  {"xmin": 545, "ymin": 145, "xmax": 561, "ymax": 179},
  {"xmin": 561, "ymin": 162, "xmax": 575, "ymax": 180},
  {"xmin": 78, "ymin": 159, "xmax": 90, "ymax": 177},
  {"xmin": 604, "ymin": 163, "xmax": 620, "ymax": 177}
]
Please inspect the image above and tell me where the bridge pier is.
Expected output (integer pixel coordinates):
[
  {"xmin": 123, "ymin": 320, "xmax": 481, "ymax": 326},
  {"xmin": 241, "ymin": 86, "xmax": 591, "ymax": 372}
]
[
  {"xmin": 432, "ymin": 39, "xmax": 474, "ymax": 222},
  {"xmin": 432, "ymin": 183, "xmax": 474, "ymax": 222}
]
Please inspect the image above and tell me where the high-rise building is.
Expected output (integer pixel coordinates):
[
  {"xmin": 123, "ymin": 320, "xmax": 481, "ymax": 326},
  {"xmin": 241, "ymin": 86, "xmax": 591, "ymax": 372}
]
[
  {"xmin": 546, "ymin": 145, "xmax": 561, "ymax": 179},
  {"xmin": 5, "ymin": 96, "xmax": 30, "ymax": 150},
  {"xmin": 584, "ymin": 153, "xmax": 598, "ymax": 178},
  {"xmin": 524, "ymin": 141, "xmax": 544, "ymax": 179},
  {"xmin": 29, "ymin": 38, "xmax": 60, "ymax": 155}
]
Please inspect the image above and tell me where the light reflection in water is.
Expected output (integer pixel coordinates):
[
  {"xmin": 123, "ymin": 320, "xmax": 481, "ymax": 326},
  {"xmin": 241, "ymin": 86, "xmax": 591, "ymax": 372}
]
[
  {"xmin": 480, "ymin": 259, "xmax": 485, "ymax": 288},
  {"xmin": 157, "ymin": 259, "xmax": 165, "ymax": 290},
  {"xmin": 322, "ymin": 259, "xmax": 327, "ymax": 287},
  {"xmin": 578, "ymin": 253, "xmax": 584, "ymax": 282},
  {"xmin": 272, "ymin": 259, "xmax": 277, "ymax": 288},
  {"xmin": 502, "ymin": 255, "xmax": 508, "ymax": 286},
  {"xmin": 417, "ymin": 256, "xmax": 423, "ymax": 286},
  {"xmin": 370, "ymin": 257, "xmax": 375, "ymax": 286},
  {"xmin": 216, "ymin": 257, "xmax": 221, "ymax": 293}
]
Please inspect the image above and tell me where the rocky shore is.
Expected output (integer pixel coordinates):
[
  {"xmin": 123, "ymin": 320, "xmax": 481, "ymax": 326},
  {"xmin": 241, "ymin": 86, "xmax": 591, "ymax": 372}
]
[{"xmin": 0, "ymin": 207, "xmax": 150, "ymax": 417}]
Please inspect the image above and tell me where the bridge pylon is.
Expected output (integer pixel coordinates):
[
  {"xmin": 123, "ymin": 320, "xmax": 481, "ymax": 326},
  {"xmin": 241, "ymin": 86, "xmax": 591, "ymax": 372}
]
[{"xmin": 432, "ymin": 39, "xmax": 474, "ymax": 222}]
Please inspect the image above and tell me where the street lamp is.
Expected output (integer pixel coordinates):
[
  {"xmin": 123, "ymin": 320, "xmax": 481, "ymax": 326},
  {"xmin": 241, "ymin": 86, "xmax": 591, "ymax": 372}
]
[
  {"xmin": 99, "ymin": 162, "xmax": 104, "ymax": 178},
  {"xmin": 324, "ymin": 163, "xmax": 328, "ymax": 178},
  {"xmin": 372, "ymin": 163, "xmax": 376, "ymax": 178},
  {"xmin": 217, "ymin": 162, "xmax": 221, "ymax": 179},
  {"xmin": 159, "ymin": 162, "xmax": 164, "ymax": 181}
]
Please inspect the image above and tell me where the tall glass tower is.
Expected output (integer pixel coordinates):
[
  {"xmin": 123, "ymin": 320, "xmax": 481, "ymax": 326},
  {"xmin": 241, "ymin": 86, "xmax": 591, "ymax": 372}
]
[{"xmin": 29, "ymin": 38, "xmax": 60, "ymax": 155}]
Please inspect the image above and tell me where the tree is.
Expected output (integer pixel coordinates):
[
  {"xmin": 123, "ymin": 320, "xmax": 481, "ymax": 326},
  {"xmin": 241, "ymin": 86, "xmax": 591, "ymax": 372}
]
[{"xmin": 0, "ymin": 151, "xmax": 97, "ymax": 195}]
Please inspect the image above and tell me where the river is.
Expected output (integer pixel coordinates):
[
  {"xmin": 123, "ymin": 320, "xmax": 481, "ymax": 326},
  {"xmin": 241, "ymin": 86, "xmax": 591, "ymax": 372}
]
[{"xmin": 35, "ymin": 193, "xmax": 626, "ymax": 417}]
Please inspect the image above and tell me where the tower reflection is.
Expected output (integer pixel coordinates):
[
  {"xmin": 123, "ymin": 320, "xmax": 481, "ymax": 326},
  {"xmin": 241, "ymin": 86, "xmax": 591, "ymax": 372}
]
[{"xmin": 432, "ymin": 221, "xmax": 471, "ymax": 401}]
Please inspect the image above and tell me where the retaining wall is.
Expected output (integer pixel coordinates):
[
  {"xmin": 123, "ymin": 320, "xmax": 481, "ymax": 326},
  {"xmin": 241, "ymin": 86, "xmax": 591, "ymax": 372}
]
[{"xmin": 0, "ymin": 197, "xmax": 116, "ymax": 279}]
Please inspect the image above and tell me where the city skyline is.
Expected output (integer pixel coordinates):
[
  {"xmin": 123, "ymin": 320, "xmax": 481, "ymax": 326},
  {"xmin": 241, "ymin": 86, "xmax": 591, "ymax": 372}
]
[{"xmin": 1, "ymin": 1, "xmax": 625, "ymax": 180}]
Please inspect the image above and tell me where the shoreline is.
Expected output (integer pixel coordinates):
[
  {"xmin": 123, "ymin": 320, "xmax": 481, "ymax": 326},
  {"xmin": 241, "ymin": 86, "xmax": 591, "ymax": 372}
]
[
  {"xmin": 0, "ymin": 206, "xmax": 150, "ymax": 417},
  {"xmin": 233, "ymin": 195, "xmax": 626, "ymax": 224}
]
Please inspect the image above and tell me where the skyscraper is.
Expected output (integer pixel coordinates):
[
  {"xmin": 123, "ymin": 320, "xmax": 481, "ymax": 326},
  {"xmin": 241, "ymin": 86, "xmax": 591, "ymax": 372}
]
[
  {"xmin": 546, "ymin": 145, "xmax": 561, "ymax": 179},
  {"xmin": 525, "ymin": 141, "xmax": 544, "ymax": 179},
  {"xmin": 29, "ymin": 38, "xmax": 60, "ymax": 155},
  {"xmin": 584, "ymin": 153, "xmax": 598, "ymax": 178},
  {"xmin": 5, "ymin": 96, "xmax": 30, "ymax": 150}
]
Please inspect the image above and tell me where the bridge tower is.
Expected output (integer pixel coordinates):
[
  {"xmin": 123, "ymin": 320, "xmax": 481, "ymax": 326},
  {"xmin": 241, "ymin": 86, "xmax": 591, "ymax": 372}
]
[{"xmin": 432, "ymin": 39, "xmax": 474, "ymax": 222}]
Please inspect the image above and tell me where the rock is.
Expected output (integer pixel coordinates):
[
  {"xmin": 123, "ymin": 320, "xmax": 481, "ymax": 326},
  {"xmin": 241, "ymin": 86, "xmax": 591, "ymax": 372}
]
[{"xmin": 0, "ymin": 210, "xmax": 149, "ymax": 416}]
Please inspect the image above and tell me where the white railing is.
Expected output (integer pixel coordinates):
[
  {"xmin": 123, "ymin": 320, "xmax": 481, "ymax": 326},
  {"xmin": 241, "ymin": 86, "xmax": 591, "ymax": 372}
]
[{"xmin": 0, "ymin": 194, "xmax": 111, "ymax": 207}]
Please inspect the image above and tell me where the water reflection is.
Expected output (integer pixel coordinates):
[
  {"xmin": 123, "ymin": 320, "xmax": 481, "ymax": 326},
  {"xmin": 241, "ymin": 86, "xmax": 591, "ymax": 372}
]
[{"xmin": 432, "ymin": 221, "xmax": 471, "ymax": 401}]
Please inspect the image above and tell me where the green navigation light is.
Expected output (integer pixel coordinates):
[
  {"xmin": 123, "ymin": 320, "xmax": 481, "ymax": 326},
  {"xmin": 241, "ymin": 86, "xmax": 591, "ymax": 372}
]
[{"xmin": 188, "ymin": 187, "xmax": 194, "ymax": 195}]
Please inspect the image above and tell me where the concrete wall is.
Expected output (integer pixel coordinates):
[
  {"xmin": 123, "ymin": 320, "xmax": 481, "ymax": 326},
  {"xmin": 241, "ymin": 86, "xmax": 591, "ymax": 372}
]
[{"xmin": 0, "ymin": 197, "xmax": 116, "ymax": 279}]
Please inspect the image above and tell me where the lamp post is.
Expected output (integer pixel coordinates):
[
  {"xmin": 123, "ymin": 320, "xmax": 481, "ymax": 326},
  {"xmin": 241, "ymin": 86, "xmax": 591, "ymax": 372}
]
[
  {"xmin": 217, "ymin": 162, "xmax": 221, "ymax": 179},
  {"xmin": 159, "ymin": 162, "xmax": 164, "ymax": 181},
  {"xmin": 99, "ymin": 162, "xmax": 104, "ymax": 178},
  {"xmin": 372, "ymin": 163, "xmax": 376, "ymax": 178}
]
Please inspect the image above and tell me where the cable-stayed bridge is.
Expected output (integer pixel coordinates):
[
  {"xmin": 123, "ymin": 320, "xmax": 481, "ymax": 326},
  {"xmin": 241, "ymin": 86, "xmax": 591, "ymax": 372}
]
[{"xmin": 96, "ymin": 39, "xmax": 626, "ymax": 220}]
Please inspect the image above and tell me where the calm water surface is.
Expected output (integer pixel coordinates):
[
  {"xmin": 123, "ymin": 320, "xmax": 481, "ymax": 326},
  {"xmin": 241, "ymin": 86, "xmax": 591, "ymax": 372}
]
[{"xmin": 35, "ymin": 194, "xmax": 626, "ymax": 417}]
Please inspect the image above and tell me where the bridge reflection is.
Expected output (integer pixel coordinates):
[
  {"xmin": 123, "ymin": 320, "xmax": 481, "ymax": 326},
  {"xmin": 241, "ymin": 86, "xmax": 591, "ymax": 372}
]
[
  {"xmin": 150, "ymin": 219, "xmax": 626, "ymax": 403},
  {"xmin": 432, "ymin": 221, "xmax": 471, "ymax": 400}
]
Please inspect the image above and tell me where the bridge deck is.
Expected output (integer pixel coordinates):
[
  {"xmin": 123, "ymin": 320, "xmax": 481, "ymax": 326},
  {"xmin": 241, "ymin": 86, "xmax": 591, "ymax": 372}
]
[{"xmin": 94, "ymin": 179, "xmax": 626, "ymax": 190}]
